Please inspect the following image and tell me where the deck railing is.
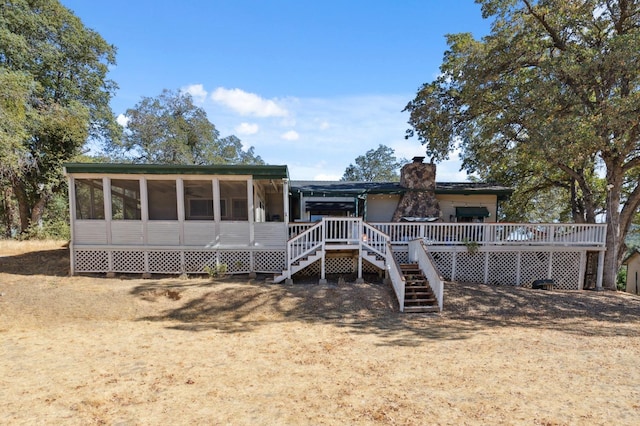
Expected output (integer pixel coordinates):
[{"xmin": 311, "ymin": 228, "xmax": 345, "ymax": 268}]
[
  {"xmin": 290, "ymin": 221, "xmax": 606, "ymax": 247},
  {"xmin": 369, "ymin": 222, "xmax": 607, "ymax": 247}
]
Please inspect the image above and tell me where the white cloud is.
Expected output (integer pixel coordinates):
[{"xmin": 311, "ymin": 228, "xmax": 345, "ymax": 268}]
[
  {"xmin": 181, "ymin": 84, "xmax": 208, "ymax": 104},
  {"xmin": 281, "ymin": 130, "xmax": 299, "ymax": 141},
  {"xmin": 318, "ymin": 120, "xmax": 330, "ymax": 130},
  {"xmin": 116, "ymin": 114, "xmax": 130, "ymax": 127},
  {"xmin": 211, "ymin": 87, "xmax": 288, "ymax": 117},
  {"xmin": 235, "ymin": 122, "xmax": 259, "ymax": 135}
]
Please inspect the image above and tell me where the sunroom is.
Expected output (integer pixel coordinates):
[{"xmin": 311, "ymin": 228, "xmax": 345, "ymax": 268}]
[{"xmin": 64, "ymin": 163, "xmax": 290, "ymax": 275}]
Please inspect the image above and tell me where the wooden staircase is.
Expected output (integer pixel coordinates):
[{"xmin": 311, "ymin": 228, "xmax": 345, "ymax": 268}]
[{"xmin": 400, "ymin": 263, "xmax": 439, "ymax": 313}]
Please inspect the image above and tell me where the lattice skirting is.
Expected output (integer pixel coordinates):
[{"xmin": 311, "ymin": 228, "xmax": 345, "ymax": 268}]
[
  {"xmin": 73, "ymin": 248, "xmax": 286, "ymax": 275},
  {"xmin": 293, "ymin": 256, "xmax": 383, "ymax": 277},
  {"xmin": 426, "ymin": 248, "xmax": 585, "ymax": 290}
]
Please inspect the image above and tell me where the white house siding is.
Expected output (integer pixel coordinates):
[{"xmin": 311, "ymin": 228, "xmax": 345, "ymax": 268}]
[
  {"xmin": 74, "ymin": 221, "xmax": 107, "ymax": 245},
  {"xmin": 254, "ymin": 222, "xmax": 287, "ymax": 247},
  {"xmin": 437, "ymin": 194, "xmax": 498, "ymax": 222},
  {"xmin": 218, "ymin": 222, "xmax": 250, "ymax": 246},
  {"xmin": 147, "ymin": 222, "xmax": 180, "ymax": 245},
  {"xmin": 183, "ymin": 222, "xmax": 217, "ymax": 246},
  {"xmin": 625, "ymin": 253, "xmax": 640, "ymax": 295},
  {"xmin": 111, "ymin": 222, "xmax": 144, "ymax": 245},
  {"xmin": 366, "ymin": 194, "xmax": 401, "ymax": 222}
]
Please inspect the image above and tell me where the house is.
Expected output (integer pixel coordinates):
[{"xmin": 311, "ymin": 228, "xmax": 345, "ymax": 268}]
[
  {"xmin": 623, "ymin": 250, "xmax": 640, "ymax": 295},
  {"xmin": 64, "ymin": 158, "xmax": 607, "ymax": 311}
]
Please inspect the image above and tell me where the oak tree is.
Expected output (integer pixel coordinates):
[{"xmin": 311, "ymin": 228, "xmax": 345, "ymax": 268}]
[
  {"xmin": 0, "ymin": 0, "xmax": 119, "ymax": 234},
  {"xmin": 405, "ymin": 0, "xmax": 640, "ymax": 290},
  {"xmin": 112, "ymin": 89, "xmax": 264, "ymax": 165},
  {"xmin": 341, "ymin": 144, "xmax": 406, "ymax": 182}
]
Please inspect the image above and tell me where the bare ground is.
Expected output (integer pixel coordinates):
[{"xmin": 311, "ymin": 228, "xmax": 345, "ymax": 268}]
[{"xmin": 1, "ymin": 241, "xmax": 640, "ymax": 425}]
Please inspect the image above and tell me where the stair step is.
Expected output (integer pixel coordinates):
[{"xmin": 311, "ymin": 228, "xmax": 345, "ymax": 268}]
[
  {"xmin": 400, "ymin": 263, "xmax": 419, "ymax": 268},
  {"xmin": 404, "ymin": 290, "xmax": 433, "ymax": 296},
  {"xmin": 405, "ymin": 296, "xmax": 437, "ymax": 303},
  {"xmin": 404, "ymin": 285, "xmax": 433, "ymax": 293},
  {"xmin": 404, "ymin": 305, "xmax": 440, "ymax": 313}
]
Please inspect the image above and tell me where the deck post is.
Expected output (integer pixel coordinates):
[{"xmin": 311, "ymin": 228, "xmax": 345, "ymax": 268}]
[
  {"xmin": 319, "ymin": 246, "xmax": 327, "ymax": 284},
  {"xmin": 596, "ymin": 250, "xmax": 605, "ymax": 291}
]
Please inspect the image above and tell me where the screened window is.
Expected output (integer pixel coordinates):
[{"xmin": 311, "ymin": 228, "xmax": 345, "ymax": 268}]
[
  {"xmin": 219, "ymin": 181, "xmax": 248, "ymax": 221},
  {"xmin": 111, "ymin": 179, "xmax": 141, "ymax": 220},
  {"xmin": 184, "ymin": 180, "xmax": 214, "ymax": 220},
  {"xmin": 75, "ymin": 179, "xmax": 105, "ymax": 219},
  {"xmin": 147, "ymin": 180, "xmax": 177, "ymax": 220}
]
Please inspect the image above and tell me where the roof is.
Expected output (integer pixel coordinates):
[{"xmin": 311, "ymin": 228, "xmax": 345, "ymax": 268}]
[
  {"xmin": 290, "ymin": 180, "xmax": 512, "ymax": 199},
  {"xmin": 622, "ymin": 250, "xmax": 640, "ymax": 265},
  {"xmin": 63, "ymin": 163, "xmax": 289, "ymax": 180}
]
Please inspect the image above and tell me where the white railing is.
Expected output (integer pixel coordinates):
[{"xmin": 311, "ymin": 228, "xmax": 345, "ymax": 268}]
[
  {"xmin": 362, "ymin": 222, "xmax": 389, "ymax": 258},
  {"xmin": 370, "ymin": 222, "xmax": 606, "ymax": 247},
  {"xmin": 386, "ymin": 241, "xmax": 405, "ymax": 312},
  {"xmin": 323, "ymin": 217, "xmax": 361, "ymax": 244},
  {"xmin": 408, "ymin": 239, "xmax": 444, "ymax": 311},
  {"xmin": 286, "ymin": 221, "xmax": 324, "ymax": 278},
  {"xmin": 289, "ymin": 222, "xmax": 315, "ymax": 239}
]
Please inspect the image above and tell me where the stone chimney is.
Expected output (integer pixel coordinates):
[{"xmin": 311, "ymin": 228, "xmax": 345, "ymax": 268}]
[{"xmin": 391, "ymin": 156, "xmax": 441, "ymax": 221}]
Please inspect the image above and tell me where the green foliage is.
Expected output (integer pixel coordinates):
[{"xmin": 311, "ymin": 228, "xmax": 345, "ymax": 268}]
[
  {"xmin": 110, "ymin": 89, "xmax": 264, "ymax": 165},
  {"xmin": 617, "ymin": 267, "xmax": 627, "ymax": 292},
  {"xmin": 0, "ymin": 0, "xmax": 119, "ymax": 236},
  {"xmin": 18, "ymin": 191, "xmax": 70, "ymax": 240},
  {"xmin": 462, "ymin": 239, "xmax": 479, "ymax": 255},
  {"xmin": 405, "ymin": 0, "xmax": 640, "ymax": 289},
  {"xmin": 204, "ymin": 263, "xmax": 228, "ymax": 279},
  {"xmin": 341, "ymin": 144, "xmax": 407, "ymax": 181}
]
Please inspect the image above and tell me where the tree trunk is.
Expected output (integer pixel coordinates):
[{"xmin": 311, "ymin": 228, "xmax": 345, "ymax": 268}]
[
  {"xmin": 11, "ymin": 178, "xmax": 31, "ymax": 233},
  {"xmin": 1, "ymin": 185, "xmax": 15, "ymax": 238},
  {"xmin": 603, "ymin": 178, "xmax": 624, "ymax": 291},
  {"xmin": 30, "ymin": 195, "xmax": 48, "ymax": 230}
]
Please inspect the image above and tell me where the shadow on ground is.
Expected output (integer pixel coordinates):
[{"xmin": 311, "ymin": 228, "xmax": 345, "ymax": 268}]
[
  {"xmin": 130, "ymin": 275, "xmax": 640, "ymax": 344},
  {"xmin": 0, "ymin": 247, "xmax": 69, "ymax": 276}
]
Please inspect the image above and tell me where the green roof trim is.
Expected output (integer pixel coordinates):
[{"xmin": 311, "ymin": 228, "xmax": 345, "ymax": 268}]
[{"xmin": 63, "ymin": 163, "xmax": 289, "ymax": 180}]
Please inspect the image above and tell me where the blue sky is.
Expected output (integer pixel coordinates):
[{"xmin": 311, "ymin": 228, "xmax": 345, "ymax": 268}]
[{"xmin": 60, "ymin": 0, "xmax": 490, "ymax": 180}]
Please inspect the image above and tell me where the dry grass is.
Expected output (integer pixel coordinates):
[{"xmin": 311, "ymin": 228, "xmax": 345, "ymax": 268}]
[{"xmin": 1, "ymin": 240, "xmax": 640, "ymax": 425}]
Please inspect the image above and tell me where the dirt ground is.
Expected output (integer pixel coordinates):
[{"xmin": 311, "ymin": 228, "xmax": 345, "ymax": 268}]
[{"xmin": 1, "ymin": 241, "xmax": 640, "ymax": 425}]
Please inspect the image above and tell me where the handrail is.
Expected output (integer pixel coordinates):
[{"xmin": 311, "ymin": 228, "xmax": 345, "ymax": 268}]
[
  {"xmin": 386, "ymin": 240, "xmax": 405, "ymax": 312},
  {"xmin": 408, "ymin": 239, "xmax": 444, "ymax": 311},
  {"xmin": 361, "ymin": 222, "xmax": 389, "ymax": 258},
  {"xmin": 286, "ymin": 221, "xmax": 324, "ymax": 279},
  {"xmin": 370, "ymin": 222, "xmax": 607, "ymax": 247}
]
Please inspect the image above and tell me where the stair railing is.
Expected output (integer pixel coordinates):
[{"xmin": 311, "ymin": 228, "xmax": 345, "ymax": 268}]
[
  {"xmin": 386, "ymin": 241, "xmax": 406, "ymax": 312},
  {"xmin": 286, "ymin": 220, "xmax": 324, "ymax": 279},
  {"xmin": 408, "ymin": 239, "xmax": 444, "ymax": 311},
  {"xmin": 362, "ymin": 222, "xmax": 389, "ymax": 258}
]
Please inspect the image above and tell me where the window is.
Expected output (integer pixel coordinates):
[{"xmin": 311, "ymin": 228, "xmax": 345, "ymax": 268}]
[
  {"xmin": 232, "ymin": 198, "xmax": 248, "ymax": 220},
  {"xmin": 147, "ymin": 180, "xmax": 177, "ymax": 220},
  {"xmin": 111, "ymin": 179, "xmax": 141, "ymax": 220},
  {"xmin": 189, "ymin": 199, "xmax": 214, "ymax": 219},
  {"xmin": 219, "ymin": 181, "xmax": 248, "ymax": 221},
  {"xmin": 184, "ymin": 180, "xmax": 213, "ymax": 220},
  {"xmin": 75, "ymin": 179, "xmax": 105, "ymax": 219},
  {"xmin": 220, "ymin": 199, "xmax": 227, "ymax": 218}
]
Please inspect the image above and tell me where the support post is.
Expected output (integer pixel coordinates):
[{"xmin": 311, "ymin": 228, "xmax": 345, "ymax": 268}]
[{"xmin": 596, "ymin": 250, "xmax": 605, "ymax": 291}]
